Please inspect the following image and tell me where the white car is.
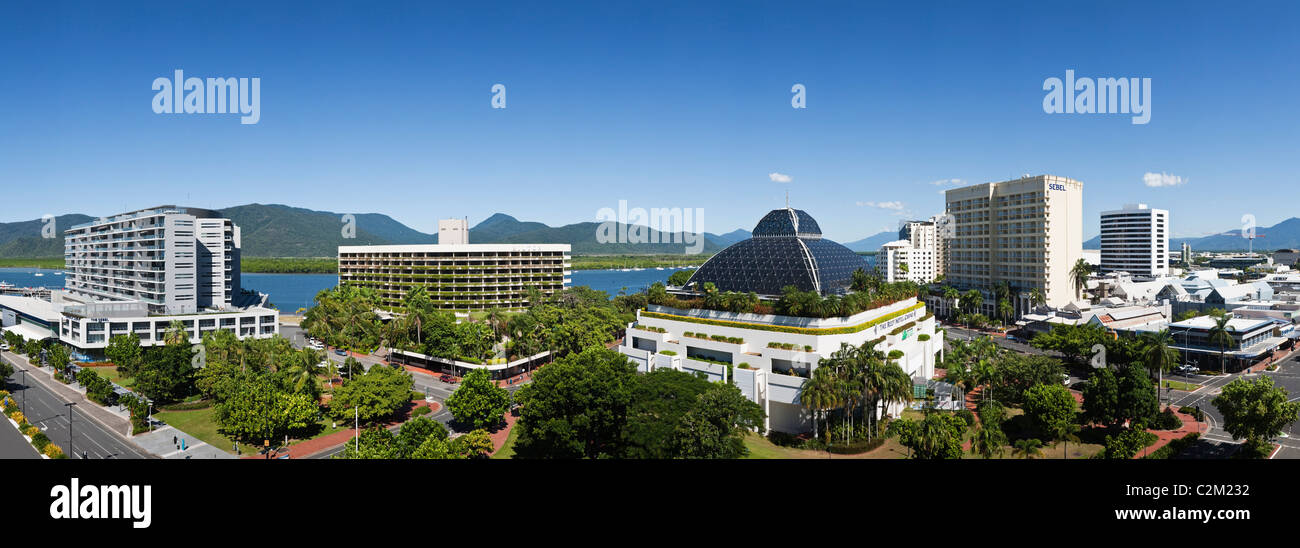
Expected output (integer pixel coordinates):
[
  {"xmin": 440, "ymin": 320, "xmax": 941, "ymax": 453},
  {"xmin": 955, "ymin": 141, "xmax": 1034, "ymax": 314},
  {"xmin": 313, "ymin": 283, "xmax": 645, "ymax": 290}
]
[
  {"xmin": 317, "ymin": 360, "xmax": 331, "ymax": 369},
  {"xmin": 1062, "ymin": 373, "xmax": 1071, "ymax": 386},
  {"xmin": 0, "ymin": 343, "xmax": 8, "ymax": 351},
  {"xmin": 310, "ymin": 342, "xmax": 324, "ymax": 350}
]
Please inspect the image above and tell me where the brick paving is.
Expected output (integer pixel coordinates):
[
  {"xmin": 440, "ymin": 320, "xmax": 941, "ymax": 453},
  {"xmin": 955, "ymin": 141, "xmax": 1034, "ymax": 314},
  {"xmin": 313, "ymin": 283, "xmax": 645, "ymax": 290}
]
[{"xmin": 1132, "ymin": 406, "xmax": 1206, "ymax": 459}]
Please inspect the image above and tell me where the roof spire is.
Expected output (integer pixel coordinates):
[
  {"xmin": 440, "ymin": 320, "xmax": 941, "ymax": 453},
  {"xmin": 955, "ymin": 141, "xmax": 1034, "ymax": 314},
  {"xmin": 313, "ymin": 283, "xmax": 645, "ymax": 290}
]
[{"xmin": 785, "ymin": 189, "xmax": 789, "ymax": 209}]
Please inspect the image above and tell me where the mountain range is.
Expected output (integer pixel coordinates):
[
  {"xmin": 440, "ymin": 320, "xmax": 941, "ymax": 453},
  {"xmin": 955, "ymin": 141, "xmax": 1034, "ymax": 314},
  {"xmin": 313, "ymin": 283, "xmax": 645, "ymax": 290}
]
[
  {"xmin": 1082, "ymin": 217, "xmax": 1300, "ymax": 252},
  {"xmin": 0, "ymin": 205, "xmax": 746, "ymax": 258}
]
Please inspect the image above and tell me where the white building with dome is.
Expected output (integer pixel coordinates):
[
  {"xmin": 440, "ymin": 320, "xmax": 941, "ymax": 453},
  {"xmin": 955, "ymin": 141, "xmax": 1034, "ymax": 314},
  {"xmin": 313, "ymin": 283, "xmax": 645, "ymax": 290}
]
[{"xmin": 618, "ymin": 208, "xmax": 944, "ymax": 434}]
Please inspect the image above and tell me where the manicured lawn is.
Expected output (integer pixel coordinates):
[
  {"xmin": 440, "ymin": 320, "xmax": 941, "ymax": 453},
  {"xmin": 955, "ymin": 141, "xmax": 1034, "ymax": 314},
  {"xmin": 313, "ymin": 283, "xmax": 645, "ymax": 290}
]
[
  {"xmin": 491, "ymin": 423, "xmax": 521, "ymax": 459},
  {"xmin": 742, "ymin": 432, "xmax": 910, "ymax": 459},
  {"xmin": 154, "ymin": 405, "xmax": 345, "ymax": 456},
  {"xmin": 153, "ymin": 406, "xmax": 257, "ymax": 455},
  {"xmin": 1160, "ymin": 379, "xmax": 1200, "ymax": 391},
  {"xmin": 95, "ymin": 366, "xmax": 134, "ymax": 389}
]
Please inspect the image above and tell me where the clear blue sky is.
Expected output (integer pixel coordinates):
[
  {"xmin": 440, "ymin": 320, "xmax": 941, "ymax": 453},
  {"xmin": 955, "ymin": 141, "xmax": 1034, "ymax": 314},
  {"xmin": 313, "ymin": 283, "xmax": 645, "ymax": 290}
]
[{"xmin": 2, "ymin": 1, "xmax": 1297, "ymax": 243}]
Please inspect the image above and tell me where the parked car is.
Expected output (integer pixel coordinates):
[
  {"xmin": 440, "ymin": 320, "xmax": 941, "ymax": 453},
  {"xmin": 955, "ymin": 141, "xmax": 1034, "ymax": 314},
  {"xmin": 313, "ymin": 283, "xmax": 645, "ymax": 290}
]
[
  {"xmin": 316, "ymin": 360, "xmax": 331, "ymax": 369},
  {"xmin": 1061, "ymin": 373, "xmax": 1071, "ymax": 386},
  {"xmin": 1177, "ymin": 364, "xmax": 1200, "ymax": 375},
  {"xmin": 334, "ymin": 349, "xmax": 347, "ymax": 356},
  {"xmin": 0, "ymin": 342, "xmax": 9, "ymax": 351}
]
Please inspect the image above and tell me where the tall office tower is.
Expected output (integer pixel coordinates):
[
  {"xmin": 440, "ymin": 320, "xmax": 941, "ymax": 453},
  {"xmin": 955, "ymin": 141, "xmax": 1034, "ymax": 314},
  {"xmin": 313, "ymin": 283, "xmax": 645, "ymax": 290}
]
[
  {"xmin": 438, "ymin": 218, "xmax": 470, "ymax": 245},
  {"xmin": 1099, "ymin": 203, "xmax": 1169, "ymax": 279},
  {"xmin": 63, "ymin": 206, "xmax": 241, "ymax": 315},
  {"xmin": 1183, "ymin": 242, "xmax": 1193, "ymax": 265},
  {"xmin": 944, "ymin": 175, "xmax": 1083, "ymax": 308}
]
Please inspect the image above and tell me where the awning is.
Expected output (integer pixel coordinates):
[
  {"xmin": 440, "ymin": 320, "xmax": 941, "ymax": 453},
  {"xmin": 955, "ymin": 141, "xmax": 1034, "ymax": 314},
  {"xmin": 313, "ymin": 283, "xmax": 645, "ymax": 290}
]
[{"xmin": 3, "ymin": 323, "xmax": 55, "ymax": 341}]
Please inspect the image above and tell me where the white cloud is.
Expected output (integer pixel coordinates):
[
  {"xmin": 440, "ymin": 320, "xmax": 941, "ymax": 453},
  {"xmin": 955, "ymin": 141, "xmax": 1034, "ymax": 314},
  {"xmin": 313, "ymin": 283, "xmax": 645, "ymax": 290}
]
[
  {"xmin": 856, "ymin": 200, "xmax": 905, "ymax": 210},
  {"xmin": 1143, "ymin": 172, "xmax": 1186, "ymax": 188},
  {"xmin": 929, "ymin": 178, "xmax": 966, "ymax": 186},
  {"xmin": 769, "ymin": 172, "xmax": 793, "ymax": 183}
]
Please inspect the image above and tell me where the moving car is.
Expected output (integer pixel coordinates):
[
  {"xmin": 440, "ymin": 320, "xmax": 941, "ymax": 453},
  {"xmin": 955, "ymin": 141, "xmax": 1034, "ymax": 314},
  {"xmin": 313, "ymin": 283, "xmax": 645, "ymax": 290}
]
[{"xmin": 1176, "ymin": 364, "xmax": 1200, "ymax": 375}]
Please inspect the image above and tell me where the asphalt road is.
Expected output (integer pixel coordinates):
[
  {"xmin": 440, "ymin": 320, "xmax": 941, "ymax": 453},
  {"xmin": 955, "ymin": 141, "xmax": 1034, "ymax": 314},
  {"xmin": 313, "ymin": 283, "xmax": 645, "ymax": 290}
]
[
  {"xmin": 1170, "ymin": 353, "xmax": 1300, "ymax": 458},
  {"xmin": 2, "ymin": 354, "xmax": 150, "ymax": 459},
  {"xmin": 0, "ymin": 412, "xmax": 41, "ymax": 459}
]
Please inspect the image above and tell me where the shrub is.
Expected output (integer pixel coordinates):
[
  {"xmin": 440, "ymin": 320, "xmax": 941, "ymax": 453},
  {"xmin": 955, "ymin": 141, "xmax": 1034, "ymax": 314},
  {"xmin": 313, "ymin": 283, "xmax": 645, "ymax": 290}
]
[
  {"xmin": 803, "ymin": 345, "xmax": 813, "ymax": 352},
  {"xmin": 1144, "ymin": 432, "xmax": 1201, "ymax": 459},
  {"xmin": 737, "ymin": 362, "xmax": 752, "ymax": 369},
  {"xmin": 917, "ymin": 334, "xmax": 931, "ymax": 341},
  {"xmin": 410, "ymin": 391, "xmax": 426, "ymax": 401},
  {"xmin": 9, "ymin": 411, "xmax": 26, "ymax": 425},
  {"xmin": 768, "ymin": 430, "xmax": 802, "ymax": 447},
  {"xmin": 1155, "ymin": 407, "xmax": 1183, "ymax": 430},
  {"xmin": 1184, "ymin": 406, "xmax": 1206, "ymax": 422},
  {"xmin": 24, "ymin": 425, "xmax": 39, "ymax": 438},
  {"xmin": 887, "ymin": 350, "xmax": 904, "ymax": 360},
  {"xmin": 43, "ymin": 443, "xmax": 65, "ymax": 459},
  {"xmin": 411, "ymin": 406, "xmax": 432, "ymax": 417},
  {"xmin": 658, "ymin": 350, "xmax": 677, "ymax": 356},
  {"xmin": 954, "ymin": 408, "xmax": 977, "ymax": 428},
  {"xmin": 31, "ymin": 432, "xmax": 50, "ymax": 451}
]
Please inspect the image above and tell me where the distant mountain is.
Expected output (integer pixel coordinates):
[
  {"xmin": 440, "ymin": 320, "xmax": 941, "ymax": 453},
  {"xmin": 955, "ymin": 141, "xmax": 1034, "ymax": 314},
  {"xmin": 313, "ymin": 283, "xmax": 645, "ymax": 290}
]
[
  {"xmin": 843, "ymin": 230, "xmax": 898, "ymax": 252},
  {"xmin": 1082, "ymin": 217, "xmax": 1300, "ymax": 252},
  {"xmin": 0, "ymin": 214, "xmax": 95, "ymax": 257},
  {"xmin": 467, "ymin": 214, "xmax": 725, "ymax": 254},
  {"xmin": 707, "ymin": 229, "xmax": 751, "ymax": 247},
  {"xmin": 219, "ymin": 204, "xmax": 430, "ymax": 256}
]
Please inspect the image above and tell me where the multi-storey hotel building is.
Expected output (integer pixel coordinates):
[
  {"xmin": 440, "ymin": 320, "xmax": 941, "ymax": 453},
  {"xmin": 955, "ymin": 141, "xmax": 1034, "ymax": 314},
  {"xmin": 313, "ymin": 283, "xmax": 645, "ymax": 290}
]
[
  {"xmin": 1, "ymin": 206, "xmax": 277, "ymax": 357},
  {"xmin": 877, "ymin": 216, "xmax": 944, "ymax": 284},
  {"xmin": 63, "ymin": 206, "xmax": 241, "ymax": 315},
  {"xmin": 339, "ymin": 237, "xmax": 571, "ymax": 312},
  {"xmin": 943, "ymin": 175, "xmax": 1083, "ymax": 309},
  {"xmin": 1099, "ymin": 203, "xmax": 1169, "ymax": 279}
]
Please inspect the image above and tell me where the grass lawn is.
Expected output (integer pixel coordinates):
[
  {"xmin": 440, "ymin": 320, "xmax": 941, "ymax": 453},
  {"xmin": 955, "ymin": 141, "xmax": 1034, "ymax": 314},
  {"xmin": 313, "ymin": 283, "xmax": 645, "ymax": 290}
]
[
  {"xmin": 742, "ymin": 431, "xmax": 910, "ymax": 459},
  {"xmin": 154, "ymin": 406, "xmax": 346, "ymax": 456},
  {"xmin": 94, "ymin": 366, "xmax": 134, "ymax": 389},
  {"xmin": 152, "ymin": 406, "xmax": 258, "ymax": 455},
  {"xmin": 491, "ymin": 423, "xmax": 521, "ymax": 459},
  {"xmin": 1160, "ymin": 379, "xmax": 1200, "ymax": 391}
]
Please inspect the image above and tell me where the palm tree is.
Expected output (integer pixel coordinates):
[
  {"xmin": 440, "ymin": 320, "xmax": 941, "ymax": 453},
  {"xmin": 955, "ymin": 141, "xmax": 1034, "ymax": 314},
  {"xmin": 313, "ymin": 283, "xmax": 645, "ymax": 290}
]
[
  {"xmin": 998, "ymin": 299, "xmax": 1013, "ymax": 327},
  {"xmin": 1070, "ymin": 259, "xmax": 1091, "ymax": 301},
  {"xmin": 1053, "ymin": 423, "xmax": 1081, "ymax": 459},
  {"xmin": 1140, "ymin": 329, "xmax": 1180, "ymax": 407},
  {"xmin": 1012, "ymin": 438, "xmax": 1045, "ymax": 459},
  {"xmin": 800, "ymin": 366, "xmax": 838, "ymax": 440},
  {"xmin": 163, "ymin": 320, "xmax": 188, "ymax": 345},
  {"xmin": 960, "ymin": 289, "xmax": 983, "ymax": 318},
  {"xmin": 943, "ymin": 286, "xmax": 960, "ymax": 319},
  {"xmin": 970, "ymin": 424, "xmax": 1007, "ymax": 459},
  {"xmin": 1028, "ymin": 287, "xmax": 1046, "ymax": 310},
  {"xmin": 1207, "ymin": 315, "xmax": 1234, "ymax": 372}
]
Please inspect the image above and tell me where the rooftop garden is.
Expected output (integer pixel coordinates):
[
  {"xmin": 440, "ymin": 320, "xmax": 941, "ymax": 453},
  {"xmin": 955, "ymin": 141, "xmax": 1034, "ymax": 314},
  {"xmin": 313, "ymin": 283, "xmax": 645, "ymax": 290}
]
[{"xmin": 645, "ymin": 268, "xmax": 923, "ymax": 319}]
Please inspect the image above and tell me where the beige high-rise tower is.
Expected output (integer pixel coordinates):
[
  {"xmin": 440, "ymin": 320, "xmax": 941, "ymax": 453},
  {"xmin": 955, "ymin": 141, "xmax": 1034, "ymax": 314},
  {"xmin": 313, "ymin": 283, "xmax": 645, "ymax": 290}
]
[{"xmin": 944, "ymin": 175, "xmax": 1083, "ymax": 308}]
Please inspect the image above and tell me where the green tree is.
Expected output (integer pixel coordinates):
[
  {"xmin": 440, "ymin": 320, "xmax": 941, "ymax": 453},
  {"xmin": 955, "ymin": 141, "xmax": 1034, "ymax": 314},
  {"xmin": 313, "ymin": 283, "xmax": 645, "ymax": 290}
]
[
  {"xmin": 444, "ymin": 368, "xmax": 511, "ymax": 429},
  {"xmin": 1012, "ymin": 438, "xmax": 1044, "ymax": 459},
  {"xmin": 667, "ymin": 269, "xmax": 695, "ymax": 287},
  {"xmin": 960, "ymin": 289, "xmax": 983, "ymax": 317},
  {"xmin": 1212, "ymin": 376, "xmax": 1300, "ymax": 453},
  {"xmin": 667, "ymin": 382, "xmax": 765, "ymax": 459},
  {"xmin": 213, "ymin": 374, "xmax": 318, "ymax": 443},
  {"xmin": 329, "ymin": 365, "xmax": 414, "ymax": 424},
  {"xmin": 1140, "ymin": 329, "xmax": 1179, "ymax": 405},
  {"xmin": 105, "ymin": 334, "xmax": 144, "ymax": 377},
  {"xmin": 133, "ymin": 342, "xmax": 196, "ymax": 403},
  {"xmin": 1070, "ymin": 258, "xmax": 1091, "ymax": 300},
  {"xmin": 512, "ymin": 347, "xmax": 637, "ymax": 459},
  {"xmin": 969, "ymin": 423, "xmax": 1007, "ymax": 459},
  {"xmin": 1206, "ymin": 315, "xmax": 1234, "ymax": 372},
  {"xmin": 623, "ymin": 369, "xmax": 714, "ymax": 458},
  {"xmin": 1081, "ymin": 367, "xmax": 1121, "ymax": 426},
  {"xmin": 1022, "ymin": 383, "xmax": 1076, "ymax": 439},
  {"xmin": 1117, "ymin": 364, "xmax": 1159, "ymax": 429}
]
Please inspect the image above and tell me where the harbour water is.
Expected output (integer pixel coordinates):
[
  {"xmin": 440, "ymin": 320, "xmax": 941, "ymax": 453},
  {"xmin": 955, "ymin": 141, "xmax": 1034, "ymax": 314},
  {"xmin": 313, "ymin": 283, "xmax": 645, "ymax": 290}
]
[{"xmin": 0, "ymin": 266, "xmax": 696, "ymax": 311}]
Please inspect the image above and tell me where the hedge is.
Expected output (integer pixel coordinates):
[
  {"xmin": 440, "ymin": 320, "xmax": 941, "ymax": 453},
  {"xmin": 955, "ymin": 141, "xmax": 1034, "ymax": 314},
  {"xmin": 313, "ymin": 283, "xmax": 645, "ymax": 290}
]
[
  {"xmin": 889, "ymin": 321, "xmax": 916, "ymax": 336},
  {"xmin": 658, "ymin": 350, "xmax": 677, "ymax": 356},
  {"xmin": 1143, "ymin": 432, "xmax": 1201, "ymax": 459},
  {"xmin": 641, "ymin": 302, "xmax": 926, "ymax": 336},
  {"xmin": 827, "ymin": 438, "xmax": 887, "ymax": 454},
  {"xmin": 159, "ymin": 400, "xmax": 213, "ymax": 411},
  {"xmin": 411, "ymin": 406, "xmax": 432, "ymax": 417}
]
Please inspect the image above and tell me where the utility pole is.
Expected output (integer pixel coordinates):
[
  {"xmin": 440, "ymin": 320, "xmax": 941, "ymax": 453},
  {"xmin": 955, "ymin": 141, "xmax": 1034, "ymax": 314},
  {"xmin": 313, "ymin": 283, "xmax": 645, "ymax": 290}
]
[
  {"xmin": 18, "ymin": 368, "xmax": 26, "ymax": 416},
  {"xmin": 65, "ymin": 402, "xmax": 77, "ymax": 458}
]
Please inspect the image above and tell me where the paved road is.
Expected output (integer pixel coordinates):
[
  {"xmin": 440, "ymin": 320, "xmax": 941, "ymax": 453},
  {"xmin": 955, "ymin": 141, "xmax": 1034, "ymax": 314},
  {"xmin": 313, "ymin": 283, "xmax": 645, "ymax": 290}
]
[
  {"xmin": 1170, "ymin": 353, "xmax": 1300, "ymax": 458},
  {"xmin": 2, "ymin": 353, "xmax": 150, "ymax": 459},
  {"xmin": 0, "ymin": 414, "xmax": 41, "ymax": 459}
]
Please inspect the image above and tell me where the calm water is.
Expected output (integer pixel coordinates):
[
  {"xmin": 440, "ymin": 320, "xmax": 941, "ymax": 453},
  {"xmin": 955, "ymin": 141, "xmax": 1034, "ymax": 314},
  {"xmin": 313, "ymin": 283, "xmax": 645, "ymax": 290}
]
[{"xmin": 1, "ymin": 267, "xmax": 693, "ymax": 311}]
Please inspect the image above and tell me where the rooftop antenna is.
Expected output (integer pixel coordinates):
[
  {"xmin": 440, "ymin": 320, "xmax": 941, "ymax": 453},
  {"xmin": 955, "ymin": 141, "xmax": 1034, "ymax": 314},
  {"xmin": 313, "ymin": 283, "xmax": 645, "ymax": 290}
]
[{"xmin": 785, "ymin": 190, "xmax": 789, "ymax": 209}]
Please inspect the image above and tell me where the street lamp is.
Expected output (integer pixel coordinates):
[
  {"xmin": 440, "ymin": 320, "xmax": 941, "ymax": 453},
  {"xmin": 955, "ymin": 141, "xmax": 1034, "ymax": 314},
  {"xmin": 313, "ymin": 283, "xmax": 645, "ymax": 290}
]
[
  {"xmin": 64, "ymin": 402, "xmax": 77, "ymax": 458},
  {"xmin": 17, "ymin": 367, "xmax": 26, "ymax": 416}
]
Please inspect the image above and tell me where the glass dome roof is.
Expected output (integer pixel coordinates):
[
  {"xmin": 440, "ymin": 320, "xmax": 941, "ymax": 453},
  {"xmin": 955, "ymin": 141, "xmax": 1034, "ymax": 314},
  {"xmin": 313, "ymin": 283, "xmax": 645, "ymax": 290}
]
[{"xmin": 686, "ymin": 208, "xmax": 869, "ymax": 296}]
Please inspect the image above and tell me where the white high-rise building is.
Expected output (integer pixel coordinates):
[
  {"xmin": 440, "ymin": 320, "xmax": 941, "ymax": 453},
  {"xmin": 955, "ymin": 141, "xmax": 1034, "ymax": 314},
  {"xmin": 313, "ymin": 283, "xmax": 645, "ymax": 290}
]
[
  {"xmin": 437, "ymin": 218, "xmax": 470, "ymax": 245},
  {"xmin": 944, "ymin": 175, "xmax": 1084, "ymax": 309},
  {"xmin": 63, "ymin": 206, "xmax": 241, "ymax": 315},
  {"xmin": 1099, "ymin": 203, "xmax": 1169, "ymax": 280},
  {"xmin": 876, "ymin": 218, "xmax": 942, "ymax": 283}
]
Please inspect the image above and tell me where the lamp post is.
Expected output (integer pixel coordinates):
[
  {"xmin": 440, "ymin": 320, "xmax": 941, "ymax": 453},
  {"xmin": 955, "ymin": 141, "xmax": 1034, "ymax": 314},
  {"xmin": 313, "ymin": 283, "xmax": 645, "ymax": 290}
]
[
  {"xmin": 64, "ymin": 402, "xmax": 77, "ymax": 458},
  {"xmin": 18, "ymin": 367, "xmax": 26, "ymax": 416}
]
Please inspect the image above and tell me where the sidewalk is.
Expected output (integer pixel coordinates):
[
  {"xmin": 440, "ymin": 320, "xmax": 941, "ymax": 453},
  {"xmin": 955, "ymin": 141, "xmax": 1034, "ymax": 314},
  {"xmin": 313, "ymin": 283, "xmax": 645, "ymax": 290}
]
[
  {"xmin": 133, "ymin": 425, "xmax": 234, "ymax": 459},
  {"xmin": 3, "ymin": 351, "xmax": 134, "ymax": 437},
  {"xmin": 1134, "ymin": 406, "xmax": 1207, "ymax": 459}
]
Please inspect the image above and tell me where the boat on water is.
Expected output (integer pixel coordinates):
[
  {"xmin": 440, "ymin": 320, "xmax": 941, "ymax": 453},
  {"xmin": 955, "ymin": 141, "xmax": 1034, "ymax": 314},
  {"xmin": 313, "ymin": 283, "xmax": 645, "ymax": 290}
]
[
  {"xmin": 54, "ymin": 271, "xmax": 64, "ymax": 275},
  {"xmin": 33, "ymin": 273, "xmax": 43, "ymax": 277},
  {"xmin": 655, "ymin": 267, "xmax": 664, "ymax": 270},
  {"xmin": 619, "ymin": 268, "xmax": 632, "ymax": 272}
]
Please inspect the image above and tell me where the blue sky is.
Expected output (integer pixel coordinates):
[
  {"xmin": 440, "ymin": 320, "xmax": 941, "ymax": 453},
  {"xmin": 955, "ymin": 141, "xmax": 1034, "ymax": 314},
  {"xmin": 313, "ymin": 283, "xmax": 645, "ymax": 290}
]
[{"xmin": 2, "ymin": 1, "xmax": 1297, "ymax": 243}]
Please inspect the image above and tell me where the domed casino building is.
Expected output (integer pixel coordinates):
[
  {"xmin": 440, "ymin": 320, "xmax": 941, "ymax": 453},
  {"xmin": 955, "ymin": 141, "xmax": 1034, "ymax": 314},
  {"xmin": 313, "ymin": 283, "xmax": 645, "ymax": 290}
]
[{"xmin": 619, "ymin": 207, "xmax": 945, "ymax": 434}]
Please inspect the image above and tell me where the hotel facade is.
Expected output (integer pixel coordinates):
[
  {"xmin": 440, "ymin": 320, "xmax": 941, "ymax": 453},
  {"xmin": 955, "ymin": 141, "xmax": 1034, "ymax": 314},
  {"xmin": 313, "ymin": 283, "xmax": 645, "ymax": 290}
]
[
  {"xmin": 1, "ymin": 206, "xmax": 277, "ymax": 356},
  {"xmin": 618, "ymin": 208, "xmax": 944, "ymax": 434},
  {"xmin": 339, "ymin": 222, "xmax": 571, "ymax": 313},
  {"xmin": 943, "ymin": 175, "xmax": 1084, "ymax": 310}
]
